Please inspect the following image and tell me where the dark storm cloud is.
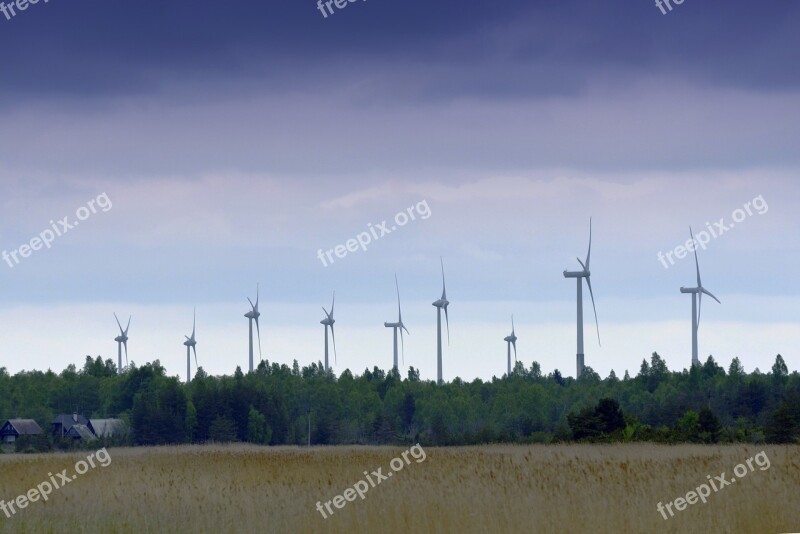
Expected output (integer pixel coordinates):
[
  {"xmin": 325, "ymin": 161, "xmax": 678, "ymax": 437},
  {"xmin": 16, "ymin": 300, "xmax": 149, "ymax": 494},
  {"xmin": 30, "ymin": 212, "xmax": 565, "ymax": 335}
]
[{"xmin": 0, "ymin": 0, "xmax": 798, "ymax": 101}]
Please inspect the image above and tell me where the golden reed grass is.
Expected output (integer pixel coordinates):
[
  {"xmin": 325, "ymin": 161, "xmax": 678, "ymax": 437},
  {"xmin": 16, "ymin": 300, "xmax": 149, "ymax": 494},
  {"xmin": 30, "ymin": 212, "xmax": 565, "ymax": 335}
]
[{"xmin": 0, "ymin": 444, "xmax": 798, "ymax": 533}]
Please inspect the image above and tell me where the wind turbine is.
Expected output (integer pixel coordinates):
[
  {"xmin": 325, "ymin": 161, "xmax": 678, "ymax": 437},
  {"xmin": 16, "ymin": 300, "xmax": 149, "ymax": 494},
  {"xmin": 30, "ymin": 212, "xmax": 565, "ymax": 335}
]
[
  {"xmin": 184, "ymin": 308, "xmax": 198, "ymax": 383},
  {"xmin": 244, "ymin": 284, "xmax": 262, "ymax": 373},
  {"xmin": 681, "ymin": 227, "xmax": 721, "ymax": 367},
  {"xmin": 431, "ymin": 258, "xmax": 450, "ymax": 384},
  {"xmin": 504, "ymin": 315, "xmax": 517, "ymax": 376},
  {"xmin": 113, "ymin": 313, "xmax": 131, "ymax": 374},
  {"xmin": 320, "ymin": 292, "xmax": 337, "ymax": 372},
  {"xmin": 384, "ymin": 275, "xmax": 409, "ymax": 372},
  {"xmin": 563, "ymin": 218, "xmax": 600, "ymax": 379}
]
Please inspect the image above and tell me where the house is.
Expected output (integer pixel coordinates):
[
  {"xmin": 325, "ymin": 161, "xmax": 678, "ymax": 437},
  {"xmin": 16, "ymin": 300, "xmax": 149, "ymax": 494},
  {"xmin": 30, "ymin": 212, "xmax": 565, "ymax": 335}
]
[
  {"xmin": 52, "ymin": 413, "xmax": 90, "ymax": 439},
  {"xmin": 0, "ymin": 419, "xmax": 44, "ymax": 444},
  {"xmin": 88, "ymin": 419, "xmax": 127, "ymax": 439}
]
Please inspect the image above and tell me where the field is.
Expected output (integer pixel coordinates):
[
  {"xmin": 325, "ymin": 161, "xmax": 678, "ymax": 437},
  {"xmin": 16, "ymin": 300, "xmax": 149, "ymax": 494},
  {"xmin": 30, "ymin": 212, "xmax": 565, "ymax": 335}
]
[{"xmin": 0, "ymin": 444, "xmax": 798, "ymax": 533}]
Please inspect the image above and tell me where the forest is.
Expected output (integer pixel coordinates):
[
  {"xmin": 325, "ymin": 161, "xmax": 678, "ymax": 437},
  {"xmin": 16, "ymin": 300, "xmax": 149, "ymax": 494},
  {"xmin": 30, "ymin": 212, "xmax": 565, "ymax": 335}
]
[{"xmin": 1, "ymin": 352, "xmax": 798, "ymax": 451}]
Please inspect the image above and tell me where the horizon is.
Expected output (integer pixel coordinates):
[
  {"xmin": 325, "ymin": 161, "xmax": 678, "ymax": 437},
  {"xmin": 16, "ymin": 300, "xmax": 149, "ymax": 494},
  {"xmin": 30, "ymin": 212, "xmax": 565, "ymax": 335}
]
[{"xmin": 1, "ymin": 0, "xmax": 798, "ymax": 382}]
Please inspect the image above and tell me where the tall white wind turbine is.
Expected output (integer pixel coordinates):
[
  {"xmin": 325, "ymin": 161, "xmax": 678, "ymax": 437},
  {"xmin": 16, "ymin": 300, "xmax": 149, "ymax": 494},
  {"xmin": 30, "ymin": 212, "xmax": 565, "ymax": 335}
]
[
  {"xmin": 504, "ymin": 315, "xmax": 517, "ymax": 376},
  {"xmin": 563, "ymin": 218, "xmax": 600, "ymax": 379},
  {"xmin": 680, "ymin": 227, "xmax": 721, "ymax": 367},
  {"xmin": 431, "ymin": 258, "xmax": 450, "ymax": 384},
  {"xmin": 384, "ymin": 275, "xmax": 409, "ymax": 372},
  {"xmin": 244, "ymin": 284, "xmax": 262, "ymax": 373},
  {"xmin": 184, "ymin": 308, "xmax": 198, "ymax": 383},
  {"xmin": 113, "ymin": 313, "xmax": 131, "ymax": 374},
  {"xmin": 320, "ymin": 292, "xmax": 337, "ymax": 372}
]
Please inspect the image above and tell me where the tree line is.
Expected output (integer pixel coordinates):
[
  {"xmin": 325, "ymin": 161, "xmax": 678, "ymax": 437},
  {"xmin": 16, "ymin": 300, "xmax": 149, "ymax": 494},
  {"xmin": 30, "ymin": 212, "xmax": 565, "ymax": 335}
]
[{"xmin": 0, "ymin": 352, "xmax": 797, "ymax": 451}]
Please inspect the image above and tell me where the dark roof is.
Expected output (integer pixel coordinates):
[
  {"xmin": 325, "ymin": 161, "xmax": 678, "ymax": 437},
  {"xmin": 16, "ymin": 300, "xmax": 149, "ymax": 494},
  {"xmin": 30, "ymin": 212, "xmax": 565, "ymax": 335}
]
[
  {"xmin": 1, "ymin": 419, "xmax": 44, "ymax": 435},
  {"xmin": 66, "ymin": 424, "xmax": 97, "ymax": 441},
  {"xmin": 52, "ymin": 414, "xmax": 90, "ymax": 427}
]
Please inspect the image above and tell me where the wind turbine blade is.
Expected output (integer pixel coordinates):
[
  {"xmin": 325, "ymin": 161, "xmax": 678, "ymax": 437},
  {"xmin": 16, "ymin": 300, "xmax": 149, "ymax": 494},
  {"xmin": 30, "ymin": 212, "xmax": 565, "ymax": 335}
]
[
  {"xmin": 400, "ymin": 327, "xmax": 405, "ymax": 365},
  {"xmin": 193, "ymin": 345, "xmax": 198, "ymax": 368},
  {"xmin": 511, "ymin": 314, "xmax": 515, "ymax": 334},
  {"xmin": 585, "ymin": 277, "xmax": 601, "ymax": 346},
  {"xmin": 256, "ymin": 283, "xmax": 259, "ymax": 308},
  {"xmin": 690, "ymin": 227, "xmax": 702, "ymax": 287},
  {"xmin": 255, "ymin": 317, "xmax": 262, "ymax": 360},
  {"xmin": 322, "ymin": 306, "xmax": 330, "ymax": 319},
  {"xmin": 248, "ymin": 297, "xmax": 255, "ymax": 310},
  {"xmin": 124, "ymin": 341, "xmax": 128, "ymax": 366},
  {"xmin": 577, "ymin": 258, "xmax": 587, "ymax": 271},
  {"xmin": 125, "ymin": 316, "xmax": 131, "ymax": 335},
  {"xmin": 395, "ymin": 274, "xmax": 402, "ymax": 321},
  {"xmin": 331, "ymin": 324, "xmax": 337, "ymax": 364},
  {"xmin": 444, "ymin": 306, "xmax": 450, "ymax": 345},
  {"xmin": 513, "ymin": 340, "xmax": 517, "ymax": 362},
  {"xmin": 185, "ymin": 336, "xmax": 191, "ymax": 342},
  {"xmin": 114, "ymin": 313, "xmax": 124, "ymax": 335},
  {"xmin": 440, "ymin": 257, "xmax": 447, "ymax": 300},
  {"xmin": 192, "ymin": 308, "xmax": 196, "ymax": 338},
  {"xmin": 331, "ymin": 291, "xmax": 335, "ymax": 316},
  {"xmin": 701, "ymin": 287, "xmax": 721, "ymax": 304},
  {"xmin": 697, "ymin": 291, "xmax": 703, "ymax": 329},
  {"xmin": 585, "ymin": 217, "xmax": 592, "ymax": 270}
]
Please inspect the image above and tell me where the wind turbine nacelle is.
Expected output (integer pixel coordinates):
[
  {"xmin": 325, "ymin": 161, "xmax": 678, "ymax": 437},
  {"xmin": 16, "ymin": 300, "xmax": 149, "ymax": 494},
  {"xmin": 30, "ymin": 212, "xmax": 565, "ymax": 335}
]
[
  {"xmin": 563, "ymin": 270, "xmax": 586, "ymax": 278},
  {"xmin": 680, "ymin": 287, "xmax": 698, "ymax": 294}
]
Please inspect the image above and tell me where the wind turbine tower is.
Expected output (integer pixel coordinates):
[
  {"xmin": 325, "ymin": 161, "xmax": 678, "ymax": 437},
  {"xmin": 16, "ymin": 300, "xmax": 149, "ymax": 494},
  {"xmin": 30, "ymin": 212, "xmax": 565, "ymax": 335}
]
[
  {"xmin": 384, "ymin": 276, "xmax": 409, "ymax": 372},
  {"xmin": 113, "ymin": 313, "xmax": 131, "ymax": 374},
  {"xmin": 504, "ymin": 316, "xmax": 517, "ymax": 376},
  {"xmin": 184, "ymin": 309, "xmax": 198, "ymax": 383},
  {"xmin": 244, "ymin": 285, "xmax": 262, "ymax": 373},
  {"xmin": 320, "ymin": 292, "xmax": 337, "ymax": 372},
  {"xmin": 680, "ymin": 227, "xmax": 721, "ymax": 367},
  {"xmin": 563, "ymin": 218, "xmax": 600, "ymax": 379},
  {"xmin": 432, "ymin": 258, "xmax": 450, "ymax": 384}
]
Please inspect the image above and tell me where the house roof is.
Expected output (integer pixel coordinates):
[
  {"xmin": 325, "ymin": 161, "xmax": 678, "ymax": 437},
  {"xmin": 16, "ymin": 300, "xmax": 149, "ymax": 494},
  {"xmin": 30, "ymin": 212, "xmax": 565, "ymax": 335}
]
[
  {"xmin": 66, "ymin": 424, "xmax": 97, "ymax": 441},
  {"xmin": 89, "ymin": 419, "xmax": 127, "ymax": 438},
  {"xmin": 52, "ymin": 414, "xmax": 89, "ymax": 427},
  {"xmin": 1, "ymin": 419, "xmax": 44, "ymax": 436}
]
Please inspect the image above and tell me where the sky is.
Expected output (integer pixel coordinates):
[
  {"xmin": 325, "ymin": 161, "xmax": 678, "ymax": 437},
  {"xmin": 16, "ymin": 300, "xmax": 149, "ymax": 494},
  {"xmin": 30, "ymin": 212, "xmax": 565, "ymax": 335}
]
[{"xmin": 0, "ymin": 0, "xmax": 798, "ymax": 381}]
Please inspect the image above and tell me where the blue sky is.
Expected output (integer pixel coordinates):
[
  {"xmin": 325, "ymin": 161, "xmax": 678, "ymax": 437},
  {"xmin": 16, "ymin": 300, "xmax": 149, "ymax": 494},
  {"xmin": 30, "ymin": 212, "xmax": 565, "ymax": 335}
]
[{"xmin": 0, "ymin": 0, "xmax": 798, "ymax": 380}]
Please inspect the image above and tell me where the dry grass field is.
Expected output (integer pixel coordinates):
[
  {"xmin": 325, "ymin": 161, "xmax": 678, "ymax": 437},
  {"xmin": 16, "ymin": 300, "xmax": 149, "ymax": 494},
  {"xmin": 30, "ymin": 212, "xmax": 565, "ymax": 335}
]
[{"xmin": 0, "ymin": 444, "xmax": 798, "ymax": 533}]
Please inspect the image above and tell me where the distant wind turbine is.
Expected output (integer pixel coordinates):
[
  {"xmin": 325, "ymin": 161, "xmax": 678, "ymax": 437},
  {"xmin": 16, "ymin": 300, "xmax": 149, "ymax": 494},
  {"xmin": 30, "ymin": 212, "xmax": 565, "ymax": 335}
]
[
  {"xmin": 244, "ymin": 284, "xmax": 262, "ymax": 373},
  {"xmin": 384, "ymin": 275, "xmax": 409, "ymax": 372},
  {"xmin": 184, "ymin": 308, "xmax": 198, "ymax": 383},
  {"xmin": 563, "ymin": 218, "xmax": 600, "ymax": 379},
  {"xmin": 681, "ymin": 227, "xmax": 721, "ymax": 367},
  {"xmin": 320, "ymin": 292, "xmax": 337, "ymax": 372},
  {"xmin": 504, "ymin": 315, "xmax": 517, "ymax": 376},
  {"xmin": 113, "ymin": 313, "xmax": 131, "ymax": 374},
  {"xmin": 432, "ymin": 258, "xmax": 450, "ymax": 384}
]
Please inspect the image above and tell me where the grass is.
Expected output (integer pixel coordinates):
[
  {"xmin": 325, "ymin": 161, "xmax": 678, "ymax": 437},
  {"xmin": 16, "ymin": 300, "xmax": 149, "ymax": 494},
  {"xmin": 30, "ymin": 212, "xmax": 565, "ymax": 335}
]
[{"xmin": 0, "ymin": 444, "xmax": 798, "ymax": 533}]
